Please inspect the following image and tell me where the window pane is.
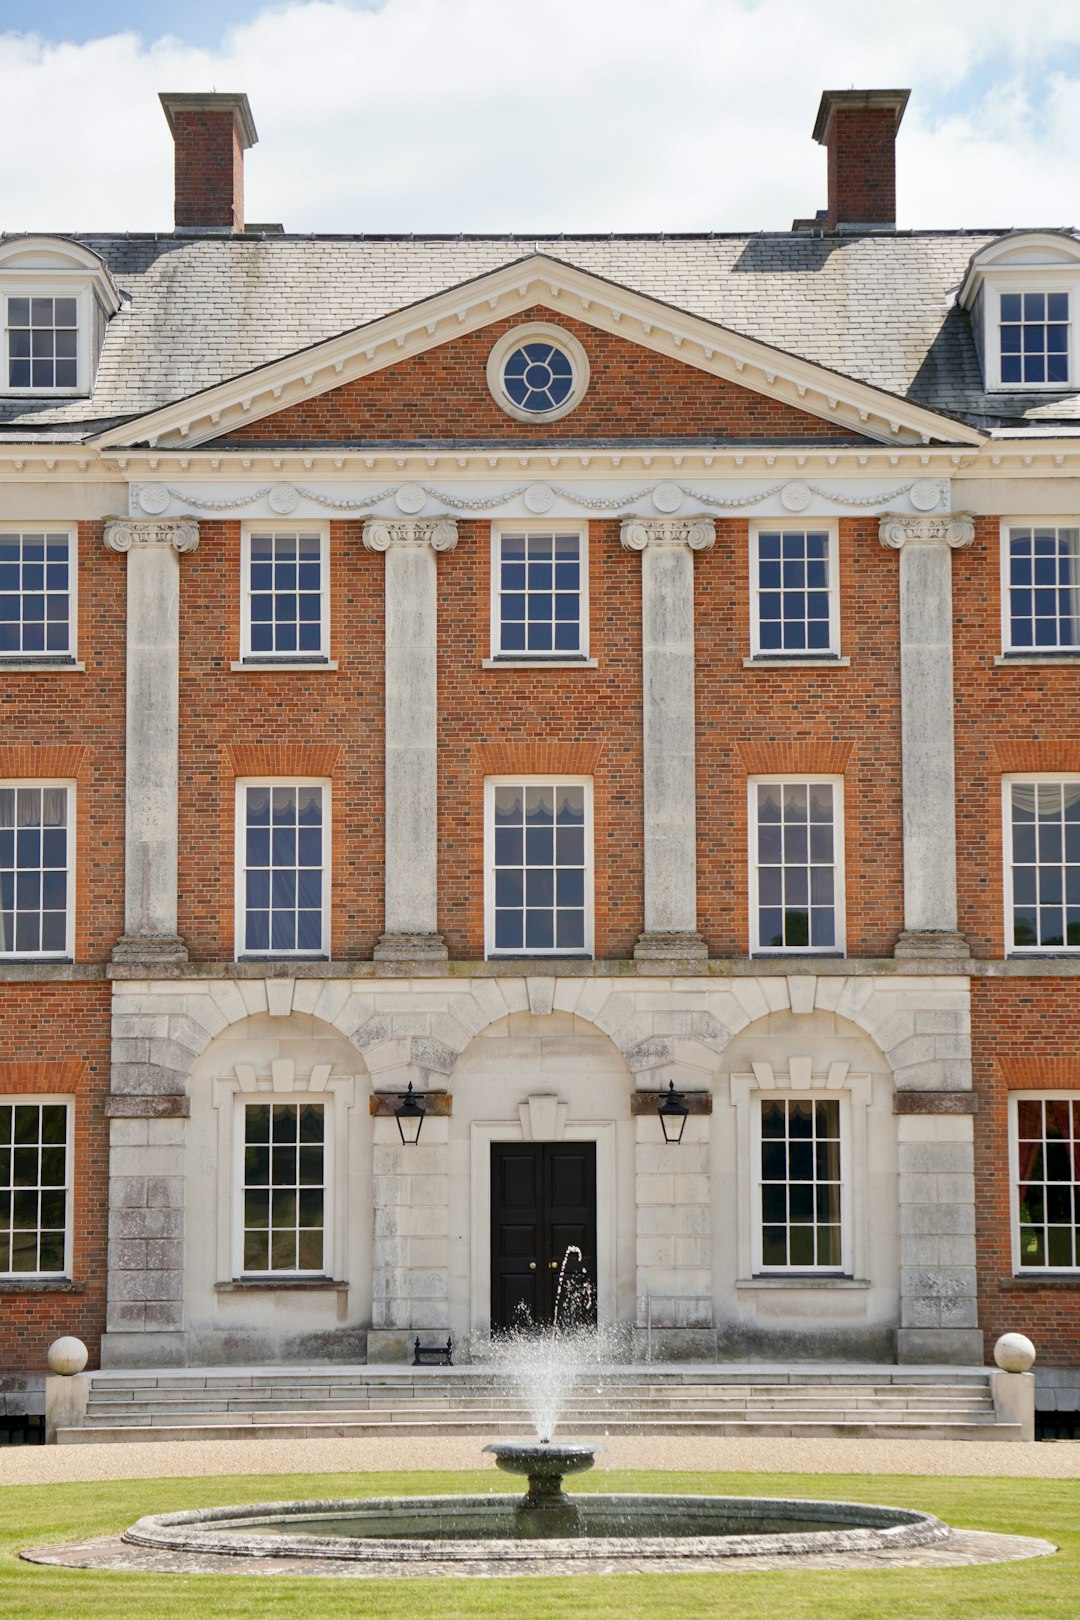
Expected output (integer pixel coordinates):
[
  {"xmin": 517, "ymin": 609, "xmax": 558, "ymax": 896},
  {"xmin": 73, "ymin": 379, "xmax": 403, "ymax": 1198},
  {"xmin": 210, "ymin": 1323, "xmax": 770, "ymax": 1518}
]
[
  {"xmin": 242, "ymin": 784, "xmax": 323, "ymax": 955},
  {"xmin": 759, "ymin": 1096, "xmax": 844, "ymax": 1273},
  {"xmin": 0, "ymin": 1102, "xmax": 67, "ymax": 1275},
  {"xmin": 490, "ymin": 781, "xmax": 588, "ymax": 956}
]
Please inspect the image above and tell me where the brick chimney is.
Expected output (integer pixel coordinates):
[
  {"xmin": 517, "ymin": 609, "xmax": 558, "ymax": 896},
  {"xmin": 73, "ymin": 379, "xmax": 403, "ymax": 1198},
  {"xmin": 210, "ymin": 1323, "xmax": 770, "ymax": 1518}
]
[
  {"xmin": 812, "ymin": 89, "xmax": 910, "ymax": 231},
  {"xmin": 159, "ymin": 92, "xmax": 258, "ymax": 233}
]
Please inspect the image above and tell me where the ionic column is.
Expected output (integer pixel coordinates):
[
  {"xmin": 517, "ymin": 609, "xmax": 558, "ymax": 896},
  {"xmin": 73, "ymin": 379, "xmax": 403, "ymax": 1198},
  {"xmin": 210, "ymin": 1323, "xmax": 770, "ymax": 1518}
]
[
  {"xmin": 363, "ymin": 518, "xmax": 457, "ymax": 965},
  {"xmin": 621, "ymin": 517, "xmax": 714, "ymax": 961},
  {"xmin": 878, "ymin": 514, "xmax": 974, "ymax": 959},
  {"xmin": 103, "ymin": 517, "xmax": 199, "ymax": 965}
]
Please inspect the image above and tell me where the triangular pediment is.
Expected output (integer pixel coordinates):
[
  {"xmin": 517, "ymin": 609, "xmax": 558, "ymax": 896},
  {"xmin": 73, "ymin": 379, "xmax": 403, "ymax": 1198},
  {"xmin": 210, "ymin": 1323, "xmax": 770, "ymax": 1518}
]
[{"xmin": 91, "ymin": 254, "xmax": 983, "ymax": 451}]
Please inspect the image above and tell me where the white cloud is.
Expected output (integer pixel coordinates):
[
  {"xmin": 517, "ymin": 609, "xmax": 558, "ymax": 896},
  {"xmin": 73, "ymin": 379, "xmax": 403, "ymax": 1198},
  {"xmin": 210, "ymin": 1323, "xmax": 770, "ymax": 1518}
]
[{"xmin": 1, "ymin": 0, "xmax": 1079, "ymax": 233}]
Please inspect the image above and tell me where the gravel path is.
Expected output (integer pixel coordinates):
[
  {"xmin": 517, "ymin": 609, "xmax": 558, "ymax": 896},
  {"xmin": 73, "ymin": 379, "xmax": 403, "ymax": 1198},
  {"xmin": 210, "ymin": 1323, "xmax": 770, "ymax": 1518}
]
[{"xmin": 2, "ymin": 1434, "xmax": 1077, "ymax": 1486}]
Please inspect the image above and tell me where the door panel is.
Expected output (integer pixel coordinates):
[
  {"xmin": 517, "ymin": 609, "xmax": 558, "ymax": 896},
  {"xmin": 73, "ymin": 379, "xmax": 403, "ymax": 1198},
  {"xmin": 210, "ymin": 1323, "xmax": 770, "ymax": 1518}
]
[{"xmin": 490, "ymin": 1142, "xmax": 597, "ymax": 1331}]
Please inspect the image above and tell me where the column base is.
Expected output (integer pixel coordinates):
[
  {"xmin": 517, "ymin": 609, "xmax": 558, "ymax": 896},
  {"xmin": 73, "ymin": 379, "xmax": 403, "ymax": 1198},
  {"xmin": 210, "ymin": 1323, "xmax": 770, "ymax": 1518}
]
[
  {"xmin": 633, "ymin": 931, "xmax": 709, "ymax": 965},
  {"xmin": 109, "ymin": 933, "xmax": 189, "ymax": 971},
  {"xmin": 896, "ymin": 1327, "xmax": 984, "ymax": 1365},
  {"xmin": 893, "ymin": 929, "xmax": 970, "ymax": 962},
  {"xmin": 373, "ymin": 933, "xmax": 449, "ymax": 976}
]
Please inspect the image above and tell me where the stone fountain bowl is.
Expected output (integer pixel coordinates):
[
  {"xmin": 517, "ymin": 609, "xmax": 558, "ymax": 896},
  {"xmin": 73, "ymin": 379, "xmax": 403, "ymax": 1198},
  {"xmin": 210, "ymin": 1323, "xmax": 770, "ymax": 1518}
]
[{"xmin": 484, "ymin": 1441, "xmax": 596, "ymax": 1481}]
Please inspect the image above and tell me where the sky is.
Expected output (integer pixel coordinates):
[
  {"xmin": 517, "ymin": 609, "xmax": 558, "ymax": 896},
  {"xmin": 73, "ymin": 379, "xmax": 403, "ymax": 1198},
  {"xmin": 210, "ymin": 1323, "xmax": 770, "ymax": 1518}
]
[{"xmin": 2, "ymin": 0, "xmax": 1080, "ymax": 235}]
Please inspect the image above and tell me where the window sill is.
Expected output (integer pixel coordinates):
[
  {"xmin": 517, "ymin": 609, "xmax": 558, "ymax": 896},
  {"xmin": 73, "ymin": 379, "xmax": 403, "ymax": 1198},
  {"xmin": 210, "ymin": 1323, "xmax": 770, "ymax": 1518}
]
[
  {"xmin": 736, "ymin": 1276, "xmax": 869, "ymax": 1290},
  {"xmin": 743, "ymin": 656, "xmax": 850, "ymax": 669},
  {"xmin": 216, "ymin": 1277, "xmax": 348, "ymax": 1292},
  {"xmin": 0, "ymin": 1277, "xmax": 82, "ymax": 1293},
  {"xmin": 235, "ymin": 955, "xmax": 330, "ymax": 963},
  {"xmin": 1000, "ymin": 1273, "xmax": 1080, "ymax": 1289},
  {"xmin": 0, "ymin": 659, "xmax": 84, "ymax": 672},
  {"xmin": 482, "ymin": 658, "xmax": 598, "ymax": 670},
  {"xmin": 994, "ymin": 653, "xmax": 1080, "ymax": 666},
  {"xmin": 750, "ymin": 951, "xmax": 845, "ymax": 960},
  {"xmin": 231, "ymin": 660, "xmax": 338, "ymax": 672}
]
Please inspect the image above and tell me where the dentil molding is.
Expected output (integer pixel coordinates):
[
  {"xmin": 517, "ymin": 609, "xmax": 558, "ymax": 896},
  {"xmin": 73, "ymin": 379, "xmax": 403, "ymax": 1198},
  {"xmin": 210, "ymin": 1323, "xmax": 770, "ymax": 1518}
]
[
  {"xmin": 620, "ymin": 516, "xmax": 716, "ymax": 552},
  {"xmin": 878, "ymin": 513, "xmax": 975, "ymax": 551},
  {"xmin": 103, "ymin": 517, "xmax": 200, "ymax": 553},
  {"xmin": 362, "ymin": 518, "xmax": 458, "ymax": 553}
]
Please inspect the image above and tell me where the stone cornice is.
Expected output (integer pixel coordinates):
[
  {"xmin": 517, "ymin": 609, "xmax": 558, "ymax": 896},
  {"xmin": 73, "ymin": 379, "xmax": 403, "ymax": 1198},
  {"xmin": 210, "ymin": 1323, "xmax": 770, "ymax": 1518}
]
[
  {"xmin": 362, "ymin": 517, "xmax": 458, "ymax": 553},
  {"xmin": 102, "ymin": 517, "xmax": 200, "ymax": 554},
  {"xmin": 620, "ymin": 516, "xmax": 716, "ymax": 552},
  {"xmin": 878, "ymin": 513, "xmax": 975, "ymax": 551}
]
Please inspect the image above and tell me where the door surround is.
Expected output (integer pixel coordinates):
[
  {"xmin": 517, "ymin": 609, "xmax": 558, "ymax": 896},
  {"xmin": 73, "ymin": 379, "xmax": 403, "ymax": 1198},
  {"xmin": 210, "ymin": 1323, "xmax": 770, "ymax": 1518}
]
[{"xmin": 470, "ymin": 1114, "xmax": 616, "ymax": 1337}]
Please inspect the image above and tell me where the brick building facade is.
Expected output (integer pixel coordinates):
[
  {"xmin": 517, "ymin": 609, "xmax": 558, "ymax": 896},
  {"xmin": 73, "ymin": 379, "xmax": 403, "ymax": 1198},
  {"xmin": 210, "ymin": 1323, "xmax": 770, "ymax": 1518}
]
[{"xmin": 1, "ymin": 87, "xmax": 1078, "ymax": 1416}]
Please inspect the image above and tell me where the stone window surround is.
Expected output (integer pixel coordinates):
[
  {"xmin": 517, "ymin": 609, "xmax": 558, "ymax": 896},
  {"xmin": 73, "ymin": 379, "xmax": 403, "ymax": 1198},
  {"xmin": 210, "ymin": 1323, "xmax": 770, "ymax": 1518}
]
[
  {"xmin": 0, "ymin": 1092, "xmax": 74, "ymax": 1280},
  {"xmin": 487, "ymin": 519, "xmax": 591, "ymax": 666},
  {"xmin": 0, "ymin": 778, "xmax": 76, "ymax": 962},
  {"xmin": 746, "ymin": 774, "xmax": 846, "ymax": 958},
  {"xmin": 483, "ymin": 774, "xmax": 594, "ymax": 960},
  {"xmin": 1007, "ymin": 1088, "xmax": 1080, "ymax": 1275},
  {"xmin": 730, "ymin": 1062, "xmax": 872, "ymax": 1285},
  {"xmin": 211, "ymin": 1063, "xmax": 356, "ymax": 1285},
  {"xmin": 485, "ymin": 322, "xmax": 591, "ymax": 426},
  {"xmin": 747, "ymin": 519, "xmax": 841, "ymax": 661},
  {"xmin": 1001, "ymin": 774, "xmax": 1080, "ymax": 957},
  {"xmin": 233, "ymin": 777, "xmax": 332, "ymax": 962},
  {"xmin": 998, "ymin": 518, "xmax": 1080, "ymax": 657},
  {"xmin": 0, "ymin": 522, "xmax": 79, "ymax": 666},
  {"xmin": 468, "ymin": 1107, "xmax": 616, "ymax": 1337},
  {"xmin": 238, "ymin": 519, "xmax": 331, "ymax": 666}
]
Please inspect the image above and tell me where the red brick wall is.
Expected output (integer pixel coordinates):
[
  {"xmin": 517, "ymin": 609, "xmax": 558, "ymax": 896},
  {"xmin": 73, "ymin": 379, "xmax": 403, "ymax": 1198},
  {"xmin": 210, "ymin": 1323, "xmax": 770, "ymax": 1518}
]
[
  {"xmin": 826, "ymin": 106, "xmax": 898, "ymax": 227},
  {"xmin": 953, "ymin": 514, "xmax": 1080, "ymax": 956},
  {"xmin": 177, "ymin": 519, "xmax": 385, "ymax": 958},
  {"xmin": 0, "ymin": 986, "xmax": 111, "ymax": 1371},
  {"xmin": 972, "ymin": 977, "xmax": 1080, "ymax": 1363},
  {"xmin": 224, "ymin": 310, "xmax": 861, "ymax": 444},
  {"xmin": 696, "ymin": 516, "xmax": 904, "ymax": 956},
  {"xmin": 2, "ymin": 521, "xmax": 125, "ymax": 961},
  {"xmin": 171, "ymin": 107, "xmax": 244, "ymax": 230},
  {"xmin": 437, "ymin": 520, "xmax": 644, "ymax": 957}
]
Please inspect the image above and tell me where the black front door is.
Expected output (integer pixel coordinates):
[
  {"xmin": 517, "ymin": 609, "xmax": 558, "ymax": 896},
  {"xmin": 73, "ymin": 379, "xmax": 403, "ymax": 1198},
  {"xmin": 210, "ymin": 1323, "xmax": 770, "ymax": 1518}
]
[{"xmin": 490, "ymin": 1142, "xmax": 597, "ymax": 1332}]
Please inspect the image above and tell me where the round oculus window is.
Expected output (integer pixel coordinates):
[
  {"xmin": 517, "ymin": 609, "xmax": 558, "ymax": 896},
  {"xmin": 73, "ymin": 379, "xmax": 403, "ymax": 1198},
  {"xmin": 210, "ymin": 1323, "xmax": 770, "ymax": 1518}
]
[{"xmin": 487, "ymin": 324, "xmax": 589, "ymax": 423}]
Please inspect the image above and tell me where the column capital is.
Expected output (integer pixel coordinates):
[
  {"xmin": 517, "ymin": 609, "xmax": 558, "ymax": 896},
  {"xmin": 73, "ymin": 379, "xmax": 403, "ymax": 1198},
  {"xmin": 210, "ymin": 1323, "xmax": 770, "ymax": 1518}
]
[
  {"xmin": 362, "ymin": 517, "xmax": 458, "ymax": 553},
  {"xmin": 620, "ymin": 516, "xmax": 715, "ymax": 553},
  {"xmin": 878, "ymin": 513, "xmax": 975, "ymax": 551},
  {"xmin": 103, "ymin": 517, "xmax": 200, "ymax": 554}
]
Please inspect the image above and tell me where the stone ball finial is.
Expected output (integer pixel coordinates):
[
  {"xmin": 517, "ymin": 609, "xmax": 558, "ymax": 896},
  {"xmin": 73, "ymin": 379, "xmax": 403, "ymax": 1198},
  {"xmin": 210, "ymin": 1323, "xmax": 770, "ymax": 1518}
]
[
  {"xmin": 993, "ymin": 1332, "xmax": 1036, "ymax": 1373},
  {"xmin": 47, "ymin": 1335, "xmax": 88, "ymax": 1377}
]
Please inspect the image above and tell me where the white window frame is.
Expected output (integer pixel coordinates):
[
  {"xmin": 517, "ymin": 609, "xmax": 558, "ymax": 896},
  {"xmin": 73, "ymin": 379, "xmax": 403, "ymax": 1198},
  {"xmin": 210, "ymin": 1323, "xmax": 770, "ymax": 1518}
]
[
  {"xmin": 1002, "ymin": 774, "xmax": 1080, "ymax": 955},
  {"xmin": 231, "ymin": 1092, "xmax": 334, "ymax": 1279},
  {"xmin": 484, "ymin": 775, "xmax": 594, "ymax": 958},
  {"xmin": 730, "ymin": 1066, "xmax": 871, "ymax": 1284},
  {"xmin": 999, "ymin": 519, "xmax": 1080, "ymax": 656},
  {"xmin": 234, "ymin": 778, "xmax": 331, "ymax": 960},
  {"xmin": 748, "ymin": 522, "xmax": 840, "ymax": 660},
  {"xmin": 1008, "ymin": 1090, "xmax": 1080, "ymax": 1274},
  {"xmin": 748, "ymin": 775, "xmax": 845, "ymax": 956},
  {"xmin": 1, "ymin": 284, "xmax": 94, "ymax": 398},
  {"xmin": 0, "ymin": 523, "xmax": 78, "ymax": 664},
  {"xmin": 983, "ymin": 280, "xmax": 1078, "ymax": 393},
  {"xmin": 239, "ymin": 523, "xmax": 330, "ymax": 664},
  {"xmin": 489, "ymin": 521, "xmax": 590, "ymax": 663},
  {"xmin": 0, "ymin": 780, "xmax": 75, "ymax": 960},
  {"xmin": 0, "ymin": 1095, "xmax": 74, "ymax": 1279}
]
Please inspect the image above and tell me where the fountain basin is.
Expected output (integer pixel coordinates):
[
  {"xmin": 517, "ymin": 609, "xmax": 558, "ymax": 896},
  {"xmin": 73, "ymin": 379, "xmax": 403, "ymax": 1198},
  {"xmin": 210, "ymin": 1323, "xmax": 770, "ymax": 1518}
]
[{"xmin": 121, "ymin": 1492, "xmax": 951, "ymax": 1564}]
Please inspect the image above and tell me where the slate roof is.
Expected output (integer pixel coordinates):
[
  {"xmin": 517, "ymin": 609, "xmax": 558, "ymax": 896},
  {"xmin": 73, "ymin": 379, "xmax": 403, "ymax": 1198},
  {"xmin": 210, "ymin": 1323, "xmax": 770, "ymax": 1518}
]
[{"xmin": 1, "ymin": 229, "xmax": 1077, "ymax": 439}]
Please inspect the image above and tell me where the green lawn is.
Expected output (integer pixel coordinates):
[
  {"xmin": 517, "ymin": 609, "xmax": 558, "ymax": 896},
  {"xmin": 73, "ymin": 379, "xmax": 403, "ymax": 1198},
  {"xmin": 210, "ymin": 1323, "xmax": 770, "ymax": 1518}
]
[{"xmin": 0, "ymin": 1468, "xmax": 1077, "ymax": 1620}]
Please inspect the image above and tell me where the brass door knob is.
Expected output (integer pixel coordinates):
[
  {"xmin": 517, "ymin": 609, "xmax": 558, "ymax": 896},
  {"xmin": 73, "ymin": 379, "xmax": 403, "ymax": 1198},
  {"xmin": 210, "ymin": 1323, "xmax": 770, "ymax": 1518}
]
[
  {"xmin": 528, "ymin": 1261, "xmax": 536, "ymax": 1270},
  {"xmin": 549, "ymin": 1260, "xmax": 559, "ymax": 1270}
]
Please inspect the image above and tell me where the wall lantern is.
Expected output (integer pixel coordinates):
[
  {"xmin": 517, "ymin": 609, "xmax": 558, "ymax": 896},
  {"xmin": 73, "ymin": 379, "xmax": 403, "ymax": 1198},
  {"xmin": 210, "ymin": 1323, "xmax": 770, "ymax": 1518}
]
[
  {"xmin": 657, "ymin": 1080, "xmax": 689, "ymax": 1145},
  {"xmin": 395, "ymin": 1082, "xmax": 426, "ymax": 1146}
]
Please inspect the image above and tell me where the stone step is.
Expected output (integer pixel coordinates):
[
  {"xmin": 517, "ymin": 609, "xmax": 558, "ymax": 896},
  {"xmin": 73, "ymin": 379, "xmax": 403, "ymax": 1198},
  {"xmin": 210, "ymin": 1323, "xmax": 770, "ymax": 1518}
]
[
  {"xmin": 83, "ymin": 1369, "xmax": 994, "ymax": 1391},
  {"xmin": 57, "ymin": 1415, "xmax": 1023, "ymax": 1445},
  {"xmin": 82, "ymin": 1390, "xmax": 992, "ymax": 1416},
  {"xmin": 85, "ymin": 1378, "xmax": 991, "ymax": 1401}
]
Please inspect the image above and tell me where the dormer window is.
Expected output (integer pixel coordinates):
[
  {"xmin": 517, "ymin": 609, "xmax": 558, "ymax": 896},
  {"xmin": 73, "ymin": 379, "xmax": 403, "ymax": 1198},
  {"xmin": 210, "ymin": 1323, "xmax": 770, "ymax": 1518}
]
[
  {"xmin": 960, "ymin": 232, "xmax": 1080, "ymax": 394},
  {"xmin": 0, "ymin": 236, "xmax": 120, "ymax": 398},
  {"xmin": 1000, "ymin": 291, "xmax": 1069, "ymax": 387}
]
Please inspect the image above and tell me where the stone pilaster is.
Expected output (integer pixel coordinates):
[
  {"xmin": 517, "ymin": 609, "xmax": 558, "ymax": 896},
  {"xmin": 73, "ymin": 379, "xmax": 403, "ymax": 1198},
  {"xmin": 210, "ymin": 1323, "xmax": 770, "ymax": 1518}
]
[
  {"xmin": 620, "ymin": 517, "xmax": 714, "ymax": 962},
  {"xmin": 103, "ymin": 517, "xmax": 199, "ymax": 967},
  {"xmin": 894, "ymin": 1103, "xmax": 983, "ymax": 1364},
  {"xmin": 879, "ymin": 513, "xmax": 974, "ymax": 960},
  {"xmin": 368, "ymin": 1116, "xmax": 450, "ymax": 1359},
  {"xmin": 363, "ymin": 519, "xmax": 457, "ymax": 969},
  {"xmin": 632, "ymin": 1114, "xmax": 714, "ymax": 1358}
]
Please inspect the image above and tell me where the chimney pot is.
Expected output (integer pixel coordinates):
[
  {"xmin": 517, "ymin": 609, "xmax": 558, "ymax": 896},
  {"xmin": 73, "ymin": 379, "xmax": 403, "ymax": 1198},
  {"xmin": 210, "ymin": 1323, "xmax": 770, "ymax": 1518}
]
[
  {"xmin": 159, "ymin": 92, "xmax": 258, "ymax": 234},
  {"xmin": 812, "ymin": 89, "xmax": 909, "ymax": 231}
]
